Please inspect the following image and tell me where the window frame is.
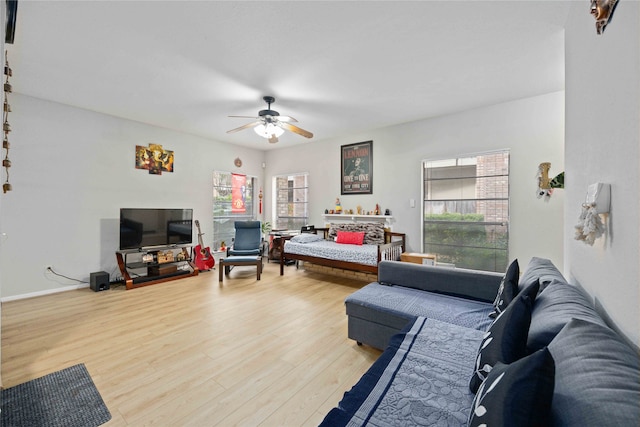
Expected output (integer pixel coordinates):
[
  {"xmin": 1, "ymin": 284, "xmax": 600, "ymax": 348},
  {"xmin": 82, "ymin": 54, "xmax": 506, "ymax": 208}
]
[
  {"xmin": 421, "ymin": 150, "xmax": 510, "ymax": 272},
  {"xmin": 213, "ymin": 171, "xmax": 257, "ymax": 249},
  {"xmin": 272, "ymin": 172, "xmax": 309, "ymax": 232}
]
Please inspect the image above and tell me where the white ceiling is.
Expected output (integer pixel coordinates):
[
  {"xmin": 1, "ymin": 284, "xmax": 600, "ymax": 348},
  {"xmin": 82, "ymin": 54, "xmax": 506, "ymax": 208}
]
[{"xmin": 8, "ymin": 1, "xmax": 571, "ymax": 150}]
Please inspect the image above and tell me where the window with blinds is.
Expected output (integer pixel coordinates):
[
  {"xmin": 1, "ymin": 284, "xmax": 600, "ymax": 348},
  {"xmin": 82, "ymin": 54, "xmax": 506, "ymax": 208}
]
[
  {"xmin": 274, "ymin": 173, "xmax": 309, "ymax": 231},
  {"xmin": 422, "ymin": 151, "xmax": 509, "ymax": 272}
]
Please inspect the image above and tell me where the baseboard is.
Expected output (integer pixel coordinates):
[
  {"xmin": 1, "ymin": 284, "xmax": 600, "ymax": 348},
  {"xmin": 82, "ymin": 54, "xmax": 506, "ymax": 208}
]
[{"xmin": 1, "ymin": 283, "xmax": 90, "ymax": 302}]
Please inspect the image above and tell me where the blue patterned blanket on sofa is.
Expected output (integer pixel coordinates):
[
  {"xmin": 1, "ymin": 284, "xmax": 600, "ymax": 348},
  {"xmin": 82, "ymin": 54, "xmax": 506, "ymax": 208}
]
[{"xmin": 320, "ymin": 317, "xmax": 484, "ymax": 426}]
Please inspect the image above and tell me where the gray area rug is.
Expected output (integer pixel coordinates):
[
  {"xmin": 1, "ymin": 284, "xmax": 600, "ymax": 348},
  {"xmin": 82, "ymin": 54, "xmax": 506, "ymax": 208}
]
[{"xmin": 1, "ymin": 363, "xmax": 111, "ymax": 427}]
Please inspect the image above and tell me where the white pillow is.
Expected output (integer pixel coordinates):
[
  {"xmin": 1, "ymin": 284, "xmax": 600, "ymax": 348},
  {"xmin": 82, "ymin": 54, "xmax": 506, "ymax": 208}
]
[{"xmin": 290, "ymin": 233, "xmax": 324, "ymax": 244}]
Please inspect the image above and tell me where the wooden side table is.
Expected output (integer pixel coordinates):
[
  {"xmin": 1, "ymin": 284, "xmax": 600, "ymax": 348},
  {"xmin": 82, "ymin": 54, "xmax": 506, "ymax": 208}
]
[
  {"xmin": 400, "ymin": 252, "xmax": 436, "ymax": 266},
  {"xmin": 268, "ymin": 232, "xmax": 294, "ymax": 261}
]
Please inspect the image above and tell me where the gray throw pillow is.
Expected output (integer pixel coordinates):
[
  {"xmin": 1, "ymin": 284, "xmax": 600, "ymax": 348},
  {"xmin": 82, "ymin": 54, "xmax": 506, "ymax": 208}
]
[
  {"xmin": 527, "ymin": 279, "xmax": 606, "ymax": 352},
  {"xmin": 327, "ymin": 222, "xmax": 384, "ymax": 245},
  {"xmin": 290, "ymin": 233, "xmax": 324, "ymax": 244},
  {"xmin": 548, "ymin": 319, "xmax": 640, "ymax": 426},
  {"xmin": 519, "ymin": 257, "xmax": 567, "ymax": 293}
]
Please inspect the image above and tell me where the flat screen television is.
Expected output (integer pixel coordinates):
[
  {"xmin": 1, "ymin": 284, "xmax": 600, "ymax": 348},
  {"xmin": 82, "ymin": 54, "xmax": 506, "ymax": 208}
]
[{"xmin": 119, "ymin": 208, "xmax": 193, "ymax": 250}]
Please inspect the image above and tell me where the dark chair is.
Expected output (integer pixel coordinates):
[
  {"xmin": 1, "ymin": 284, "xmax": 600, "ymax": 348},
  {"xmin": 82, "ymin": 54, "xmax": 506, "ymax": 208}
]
[
  {"xmin": 219, "ymin": 221, "xmax": 264, "ymax": 282},
  {"xmin": 228, "ymin": 221, "xmax": 263, "ymax": 257}
]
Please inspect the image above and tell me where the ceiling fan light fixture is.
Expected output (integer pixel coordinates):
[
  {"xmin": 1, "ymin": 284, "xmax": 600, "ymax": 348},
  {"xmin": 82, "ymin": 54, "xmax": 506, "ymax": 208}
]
[
  {"xmin": 228, "ymin": 96, "xmax": 312, "ymax": 143},
  {"xmin": 254, "ymin": 123, "xmax": 284, "ymax": 139}
]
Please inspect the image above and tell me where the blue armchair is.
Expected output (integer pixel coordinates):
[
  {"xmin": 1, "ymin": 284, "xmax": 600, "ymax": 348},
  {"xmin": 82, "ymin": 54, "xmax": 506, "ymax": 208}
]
[{"xmin": 228, "ymin": 221, "xmax": 263, "ymax": 257}]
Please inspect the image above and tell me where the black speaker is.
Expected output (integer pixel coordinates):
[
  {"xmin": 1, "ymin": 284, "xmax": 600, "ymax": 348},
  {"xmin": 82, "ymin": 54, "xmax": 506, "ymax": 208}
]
[{"xmin": 90, "ymin": 271, "xmax": 110, "ymax": 292}]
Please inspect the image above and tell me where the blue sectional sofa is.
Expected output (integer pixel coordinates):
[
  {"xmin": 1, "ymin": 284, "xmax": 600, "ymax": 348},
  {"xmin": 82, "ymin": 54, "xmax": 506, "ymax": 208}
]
[
  {"xmin": 344, "ymin": 261, "xmax": 504, "ymax": 350},
  {"xmin": 321, "ymin": 258, "xmax": 640, "ymax": 426}
]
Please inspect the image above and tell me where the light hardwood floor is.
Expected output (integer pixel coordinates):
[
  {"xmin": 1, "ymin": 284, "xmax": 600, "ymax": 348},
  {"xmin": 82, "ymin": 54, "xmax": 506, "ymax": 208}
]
[{"xmin": 1, "ymin": 262, "xmax": 382, "ymax": 426}]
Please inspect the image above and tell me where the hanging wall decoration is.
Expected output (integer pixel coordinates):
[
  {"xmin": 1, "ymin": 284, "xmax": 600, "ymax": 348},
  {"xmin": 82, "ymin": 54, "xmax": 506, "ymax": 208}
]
[
  {"xmin": 231, "ymin": 173, "xmax": 246, "ymax": 213},
  {"xmin": 590, "ymin": 0, "xmax": 619, "ymax": 34},
  {"xmin": 574, "ymin": 183, "xmax": 610, "ymax": 245},
  {"xmin": 536, "ymin": 162, "xmax": 564, "ymax": 201},
  {"xmin": 575, "ymin": 204, "xmax": 605, "ymax": 245},
  {"xmin": 135, "ymin": 143, "xmax": 174, "ymax": 175},
  {"xmin": 3, "ymin": 51, "xmax": 12, "ymax": 193}
]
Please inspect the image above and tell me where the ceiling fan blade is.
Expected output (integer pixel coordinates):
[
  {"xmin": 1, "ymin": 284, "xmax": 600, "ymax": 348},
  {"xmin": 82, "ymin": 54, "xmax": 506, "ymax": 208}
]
[
  {"xmin": 277, "ymin": 121, "xmax": 314, "ymax": 139},
  {"xmin": 276, "ymin": 115, "xmax": 298, "ymax": 123},
  {"xmin": 228, "ymin": 115, "xmax": 259, "ymax": 119},
  {"xmin": 226, "ymin": 120, "xmax": 262, "ymax": 134}
]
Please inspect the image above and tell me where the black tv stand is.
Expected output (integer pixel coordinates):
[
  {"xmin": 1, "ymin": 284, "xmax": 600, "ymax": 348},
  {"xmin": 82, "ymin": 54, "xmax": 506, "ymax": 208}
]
[{"xmin": 116, "ymin": 247, "xmax": 199, "ymax": 290}]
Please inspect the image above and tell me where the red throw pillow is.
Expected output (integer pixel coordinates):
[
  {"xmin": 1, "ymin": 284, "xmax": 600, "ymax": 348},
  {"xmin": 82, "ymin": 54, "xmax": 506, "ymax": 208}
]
[{"xmin": 336, "ymin": 231, "xmax": 365, "ymax": 245}]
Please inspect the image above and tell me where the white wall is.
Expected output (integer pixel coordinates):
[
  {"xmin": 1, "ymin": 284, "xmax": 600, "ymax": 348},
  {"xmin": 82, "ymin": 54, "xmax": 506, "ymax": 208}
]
[
  {"xmin": 0, "ymin": 94, "xmax": 265, "ymax": 298},
  {"xmin": 0, "ymin": 92, "xmax": 564, "ymax": 299},
  {"xmin": 0, "ymin": 91, "xmax": 566, "ymax": 305},
  {"xmin": 565, "ymin": 2, "xmax": 640, "ymax": 346},
  {"xmin": 265, "ymin": 91, "xmax": 565, "ymax": 270}
]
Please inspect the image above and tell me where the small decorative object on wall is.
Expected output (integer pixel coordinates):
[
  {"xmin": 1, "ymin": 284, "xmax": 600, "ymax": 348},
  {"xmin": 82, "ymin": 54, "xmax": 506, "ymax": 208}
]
[
  {"xmin": 575, "ymin": 205, "xmax": 605, "ymax": 245},
  {"xmin": 341, "ymin": 140, "xmax": 373, "ymax": 195},
  {"xmin": 259, "ymin": 187, "xmax": 263, "ymax": 214},
  {"xmin": 536, "ymin": 162, "xmax": 564, "ymax": 201},
  {"xmin": 234, "ymin": 157, "xmax": 242, "ymax": 167},
  {"xmin": 3, "ymin": 51, "xmax": 12, "ymax": 193},
  {"xmin": 590, "ymin": 0, "xmax": 618, "ymax": 34},
  {"xmin": 135, "ymin": 143, "xmax": 174, "ymax": 175},
  {"xmin": 575, "ymin": 182, "xmax": 610, "ymax": 245}
]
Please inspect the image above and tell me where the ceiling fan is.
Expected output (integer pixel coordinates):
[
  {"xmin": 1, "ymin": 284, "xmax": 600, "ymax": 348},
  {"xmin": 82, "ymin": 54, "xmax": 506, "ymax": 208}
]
[{"xmin": 227, "ymin": 96, "xmax": 313, "ymax": 144}]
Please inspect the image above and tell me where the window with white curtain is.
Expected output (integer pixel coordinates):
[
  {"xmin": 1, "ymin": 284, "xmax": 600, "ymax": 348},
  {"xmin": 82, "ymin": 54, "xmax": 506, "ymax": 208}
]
[{"xmin": 422, "ymin": 151, "xmax": 510, "ymax": 272}]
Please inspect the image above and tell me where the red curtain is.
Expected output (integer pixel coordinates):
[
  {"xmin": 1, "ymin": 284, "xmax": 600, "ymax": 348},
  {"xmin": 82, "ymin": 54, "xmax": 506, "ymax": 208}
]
[{"xmin": 231, "ymin": 173, "xmax": 246, "ymax": 213}]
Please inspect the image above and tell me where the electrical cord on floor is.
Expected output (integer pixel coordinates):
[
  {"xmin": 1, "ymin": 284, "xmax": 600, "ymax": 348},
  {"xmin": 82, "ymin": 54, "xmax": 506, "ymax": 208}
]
[
  {"xmin": 46, "ymin": 266, "xmax": 88, "ymax": 284},
  {"xmin": 109, "ymin": 266, "xmax": 124, "ymax": 285}
]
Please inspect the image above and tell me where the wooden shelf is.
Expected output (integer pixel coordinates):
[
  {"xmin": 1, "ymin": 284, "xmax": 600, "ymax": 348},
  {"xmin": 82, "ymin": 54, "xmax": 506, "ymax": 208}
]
[
  {"xmin": 322, "ymin": 214, "xmax": 392, "ymax": 219},
  {"xmin": 116, "ymin": 248, "xmax": 199, "ymax": 290},
  {"xmin": 321, "ymin": 214, "xmax": 394, "ymax": 227}
]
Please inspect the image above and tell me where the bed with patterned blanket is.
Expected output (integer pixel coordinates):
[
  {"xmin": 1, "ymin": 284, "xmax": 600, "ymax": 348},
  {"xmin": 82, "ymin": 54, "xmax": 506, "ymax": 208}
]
[
  {"xmin": 320, "ymin": 316, "xmax": 484, "ymax": 426},
  {"xmin": 278, "ymin": 222, "xmax": 405, "ymax": 275}
]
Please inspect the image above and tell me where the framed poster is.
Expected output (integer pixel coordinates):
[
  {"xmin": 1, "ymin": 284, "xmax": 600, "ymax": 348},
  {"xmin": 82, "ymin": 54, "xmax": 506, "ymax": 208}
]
[{"xmin": 341, "ymin": 140, "xmax": 373, "ymax": 195}]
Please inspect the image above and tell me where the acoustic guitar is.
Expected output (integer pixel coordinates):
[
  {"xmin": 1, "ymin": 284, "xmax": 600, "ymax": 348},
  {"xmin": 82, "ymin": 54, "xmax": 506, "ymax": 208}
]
[{"xmin": 194, "ymin": 220, "xmax": 214, "ymax": 271}]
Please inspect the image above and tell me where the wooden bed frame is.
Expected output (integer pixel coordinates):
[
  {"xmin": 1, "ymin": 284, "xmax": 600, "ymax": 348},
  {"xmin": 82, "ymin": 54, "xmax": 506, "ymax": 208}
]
[{"xmin": 278, "ymin": 228, "xmax": 406, "ymax": 276}]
